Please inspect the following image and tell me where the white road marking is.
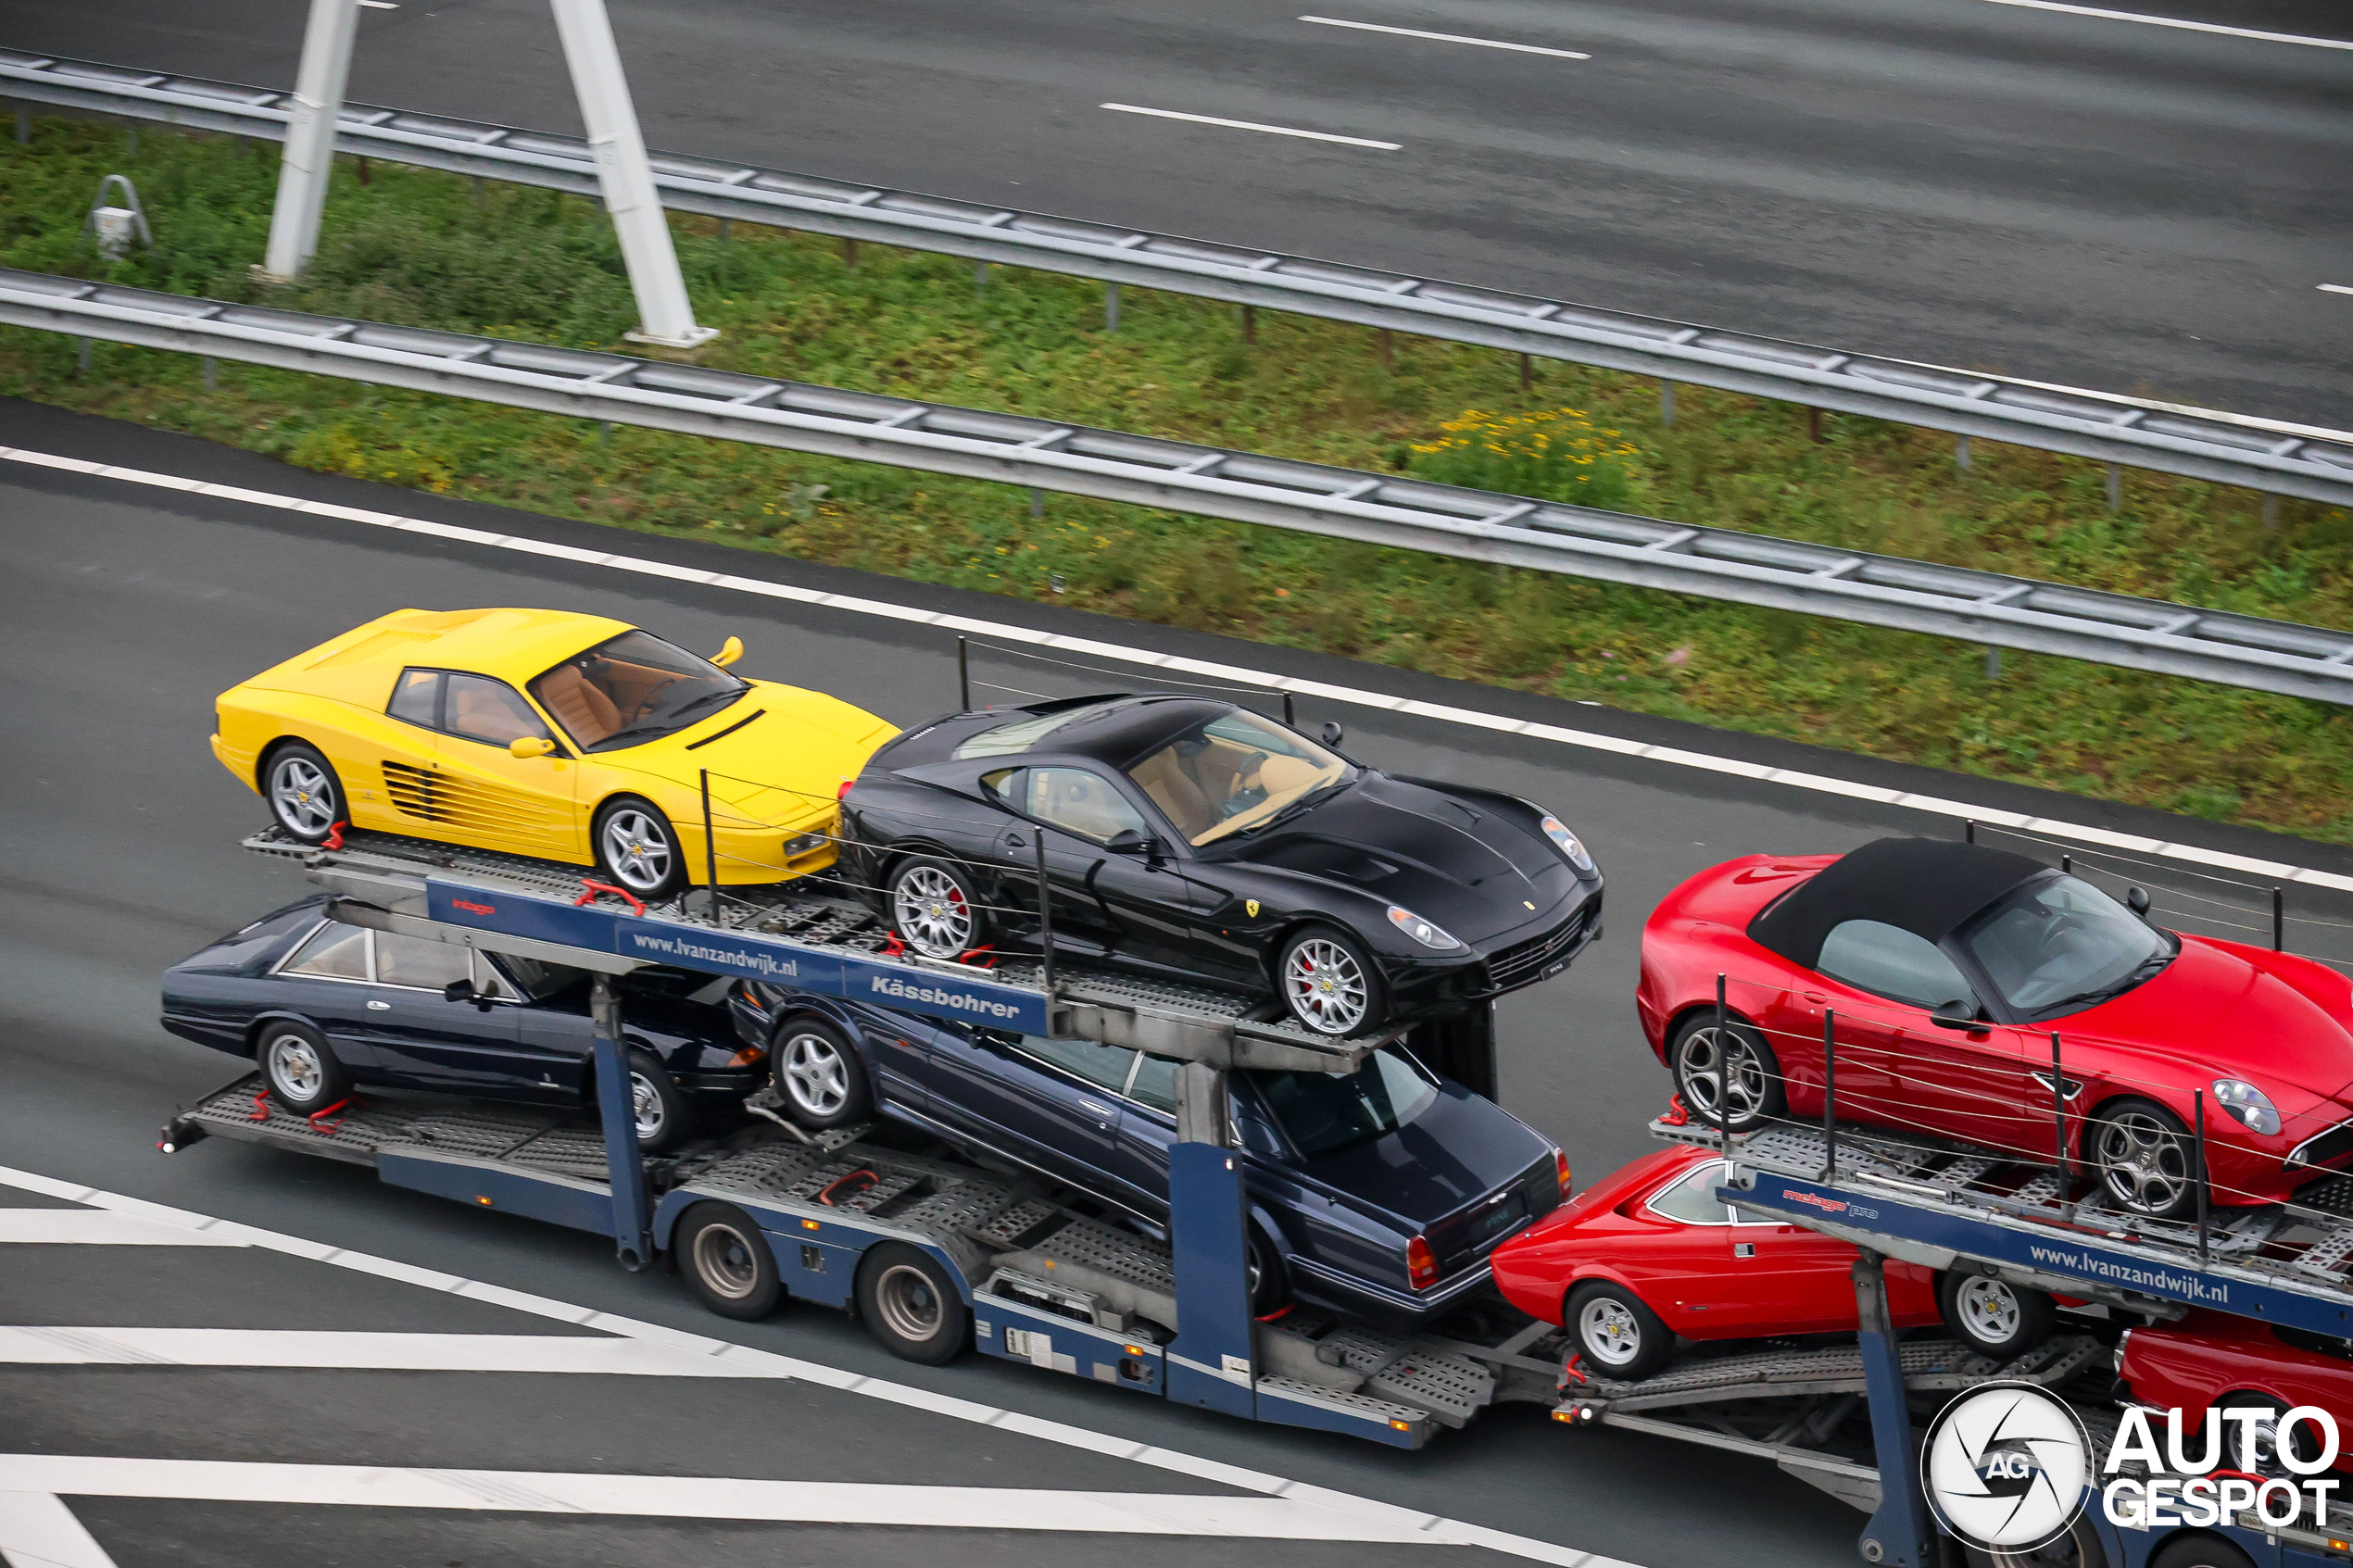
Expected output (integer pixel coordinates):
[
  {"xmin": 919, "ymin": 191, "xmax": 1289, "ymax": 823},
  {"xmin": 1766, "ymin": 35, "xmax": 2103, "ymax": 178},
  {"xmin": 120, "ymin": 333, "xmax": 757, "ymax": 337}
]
[
  {"xmin": 3, "ymin": 442, "xmax": 2345, "ymax": 895},
  {"xmin": 0, "ymin": 1457, "xmax": 1470, "ymax": 1541},
  {"xmin": 1971, "ymin": 0, "xmax": 2353, "ymax": 49},
  {"xmin": 1099, "ymin": 104, "xmax": 1401, "ymax": 150},
  {"xmin": 0, "ymin": 1165, "xmax": 1623, "ymax": 1567},
  {"xmin": 0, "ymin": 1326, "xmax": 786, "ymax": 1375},
  {"xmin": 2322, "ymin": 284, "xmax": 2353, "ymax": 296},
  {"xmin": 1298, "ymin": 16, "xmax": 1590, "ymax": 58},
  {"xmin": 0, "ymin": 1491, "xmax": 117, "ymax": 1568},
  {"xmin": 0, "ymin": 1210, "xmax": 245, "ymax": 1247}
]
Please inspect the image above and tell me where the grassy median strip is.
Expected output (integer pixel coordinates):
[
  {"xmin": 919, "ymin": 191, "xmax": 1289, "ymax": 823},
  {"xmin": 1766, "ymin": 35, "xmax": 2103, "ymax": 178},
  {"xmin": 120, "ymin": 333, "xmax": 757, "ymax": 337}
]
[{"xmin": 5, "ymin": 119, "xmax": 2349, "ymax": 842}]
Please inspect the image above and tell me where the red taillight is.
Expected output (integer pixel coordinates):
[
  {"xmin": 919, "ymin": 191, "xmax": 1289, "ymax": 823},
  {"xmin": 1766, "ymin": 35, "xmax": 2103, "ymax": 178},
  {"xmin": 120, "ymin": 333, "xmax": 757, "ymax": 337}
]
[
  {"xmin": 1406, "ymin": 1236, "xmax": 1437, "ymax": 1291},
  {"xmin": 1554, "ymin": 1148, "xmax": 1572, "ymax": 1196},
  {"xmin": 837, "ymin": 777, "xmax": 855, "ymax": 801}
]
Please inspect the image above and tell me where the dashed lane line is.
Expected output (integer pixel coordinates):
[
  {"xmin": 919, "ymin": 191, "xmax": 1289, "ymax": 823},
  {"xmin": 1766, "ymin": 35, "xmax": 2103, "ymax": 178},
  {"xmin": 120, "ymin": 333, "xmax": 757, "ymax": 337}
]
[
  {"xmin": 5, "ymin": 442, "xmax": 2341, "ymax": 896},
  {"xmin": 0, "ymin": 1167, "xmax": 1619, "ymax": 1568},
  {"xmin": 0, "ymin": 1325, "xmax": 786, "ymax": 1375},
  {"xmin": 0, "ymin": 1210, "xmax": 245, "ymax": 1247},
  {"xmin": 1098, "ymin": 105, "xmax": 1402, "ymax": 150},
  {"xmin": 1973, "ymin": 0, "xmax": 2353, "ymax": 48}
]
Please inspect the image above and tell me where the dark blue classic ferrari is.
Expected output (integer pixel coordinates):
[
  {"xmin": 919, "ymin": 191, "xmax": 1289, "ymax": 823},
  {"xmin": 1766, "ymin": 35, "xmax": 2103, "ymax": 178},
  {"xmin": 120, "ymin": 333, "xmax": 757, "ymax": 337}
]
[
  {"xmin": 732, "ymin": 983, "xmax": 1566, "ymax": 1326},
  {"xmin": 159, "ymin": 898, "xmax": 761, "ymax": 1151}
]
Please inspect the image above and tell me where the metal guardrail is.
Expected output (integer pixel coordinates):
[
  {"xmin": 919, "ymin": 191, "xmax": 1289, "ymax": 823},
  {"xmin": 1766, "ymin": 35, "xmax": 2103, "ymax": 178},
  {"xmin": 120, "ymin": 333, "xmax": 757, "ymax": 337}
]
[
  {"xmin": 6, "ymin": 268, "xmax": 2350, "ymax": 705},
  {"xmin": 6, "ymin": 50, "xmax": 2351, "ymax": 510}
]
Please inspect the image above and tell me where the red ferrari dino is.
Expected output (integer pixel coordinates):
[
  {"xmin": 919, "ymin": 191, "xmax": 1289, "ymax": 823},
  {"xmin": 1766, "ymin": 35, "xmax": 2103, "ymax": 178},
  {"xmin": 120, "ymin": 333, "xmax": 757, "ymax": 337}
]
[{"xmin": 1637, "ymin": 838, "xmax": 2353, "ymax": 1220}]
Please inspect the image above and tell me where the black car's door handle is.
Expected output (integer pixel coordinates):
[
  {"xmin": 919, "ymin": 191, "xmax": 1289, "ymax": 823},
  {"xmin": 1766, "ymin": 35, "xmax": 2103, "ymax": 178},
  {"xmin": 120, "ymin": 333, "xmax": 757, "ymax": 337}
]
[{"xmin": 1005, "ymin": 832, "xmax": 1026, "ymax": 849}]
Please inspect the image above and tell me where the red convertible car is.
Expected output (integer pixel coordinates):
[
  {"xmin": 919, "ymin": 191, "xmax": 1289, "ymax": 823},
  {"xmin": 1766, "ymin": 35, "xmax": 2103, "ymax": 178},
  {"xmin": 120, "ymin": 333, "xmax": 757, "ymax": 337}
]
[
  {"xmin": 1637, "ymin": 838, "xmax": 2353, "ymax": 1220},
  {"xmin": 1491, "ymin": 1144, "xmax": 2055, "ymax": 1378},
  {"xmin": 2118, "ymin": 1311, "xmax": 2353, "ymax": 1474}
]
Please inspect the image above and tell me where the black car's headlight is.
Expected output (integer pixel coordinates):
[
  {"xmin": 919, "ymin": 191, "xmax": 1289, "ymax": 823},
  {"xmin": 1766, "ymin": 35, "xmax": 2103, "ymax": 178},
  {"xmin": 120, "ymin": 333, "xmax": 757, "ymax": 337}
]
[
  {"xmin": 1539, "ymin": 814, "xmax": 1596, "ymax": 874},
  {"xmin": 1387, "ymin": 905, "xmax": 1464, "ymax": 950}
]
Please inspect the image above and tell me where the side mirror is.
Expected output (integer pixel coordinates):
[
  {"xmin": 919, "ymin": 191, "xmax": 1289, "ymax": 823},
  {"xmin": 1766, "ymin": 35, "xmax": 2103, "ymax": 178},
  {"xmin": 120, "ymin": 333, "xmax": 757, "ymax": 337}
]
[
  {"xmin": 1319, "ymin": 721, "xmax": 1345, "ymax": 748},
  {"xmin": 711, "ymin": 634, "xmax": 744, "ymax": 668},
  {"xmin": 1104, "ymin": 829, "xmax": 1154, "ymax": 856},
  {"xmin": 2127, "ymin": 885, "xmax": 2151, "ymax": 920},
  {"xmin": 510, "ymin": 736, "xmax": 556, "ymax": 759},
  {"xmin": 443, "ymin": 978, "xmax": 475, "ymax": 1004},
  {"xmin": 1929, "ymin": 1003, "xmax": 1982, "ymax": 1032}
]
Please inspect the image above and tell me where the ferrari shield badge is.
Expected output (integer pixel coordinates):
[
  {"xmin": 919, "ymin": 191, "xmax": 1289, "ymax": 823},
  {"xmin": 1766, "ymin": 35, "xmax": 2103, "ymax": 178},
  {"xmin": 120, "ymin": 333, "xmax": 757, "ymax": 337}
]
[{"xmin": 1245, "ymin": 899, "xmax": 1260, "ymax": 918}]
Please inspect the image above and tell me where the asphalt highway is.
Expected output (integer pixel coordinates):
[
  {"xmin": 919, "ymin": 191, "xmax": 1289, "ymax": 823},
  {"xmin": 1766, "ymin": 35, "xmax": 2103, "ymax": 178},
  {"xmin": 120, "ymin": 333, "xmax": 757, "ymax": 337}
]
[
  {"xmin": 1, "ymin": 0, "xmax": 2346, "ymax": 427},
  {"xmin": 6, "ymin": 400, "xmax": 2353, "ymax": 1565}
]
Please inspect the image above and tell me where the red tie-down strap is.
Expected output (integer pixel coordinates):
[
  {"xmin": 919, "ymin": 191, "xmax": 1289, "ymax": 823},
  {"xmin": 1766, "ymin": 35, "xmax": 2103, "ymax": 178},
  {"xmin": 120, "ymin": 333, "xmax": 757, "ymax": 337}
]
[
  {"xmin": 1659, "ymin": 1093, "xmax": 1691, "ymax": 1128},
  {"xmin": 574, "ymin": 880, "xmax": 648, "ymax": 917},
  {"xmin": 876, "ymin": 932, "xmax": 907, "ymax": 960},
  {"xmin": 323, "ymin": 821, "xmax": 346, "ymax": 851},
  {"xmin": 246, "ymin": 1086, "xmax": 272, "ymax": 1122},
  {"xmin": 957, "ymin": 944, "xmax": 1000, "ymax": 970},
  {"xmin": 307, "ymin": 1098, "xmax": 356, "ymax": 1135},
  {"xmin": 1557, "ymin": 1352, "xmax": 1590, "ymax": 1391}
]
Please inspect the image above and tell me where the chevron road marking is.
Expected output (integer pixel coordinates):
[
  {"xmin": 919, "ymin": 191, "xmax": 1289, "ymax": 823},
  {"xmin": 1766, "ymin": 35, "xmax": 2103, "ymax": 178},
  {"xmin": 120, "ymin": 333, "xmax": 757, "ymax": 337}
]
[
  {"xmin": 0, "ymin": 1172, "xmax": 1621, "ymax": 1567},
  {"xmin": 5, "ymin": 445, "xmax": 2344, "ymax": 896}
]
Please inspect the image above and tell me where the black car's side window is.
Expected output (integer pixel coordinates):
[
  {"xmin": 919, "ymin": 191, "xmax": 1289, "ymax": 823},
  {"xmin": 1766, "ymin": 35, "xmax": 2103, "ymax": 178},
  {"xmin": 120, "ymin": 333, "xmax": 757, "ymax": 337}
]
[
  {"xmin": 1128, "ymin": 1053, "xmax": 1177, "ymax": 1113},
  {"xmin": 1023, "ymin": 768, "xmax": 1149, "ymax": 845},
  {"xmin": 374, "ymin": 932, "xmax": 472, "ymax": 991},
  {"xmin": 283, "ymin": 922, "xmax": 370, "ymax": 980},
  {"xmin": 1818, "ymin": 919, "xmax": 1980, "ymax": 1012},
  {"xmin": 1013, "ymin": 1033, "xmax": 1139, "ymax": 1092},
  {"xmin": 388, "ymin": 669, "xmax": 442, "ymax": 728},
  {"xmin": 444, "ymin": 674, "xmax": 557, "ymax": 750}
]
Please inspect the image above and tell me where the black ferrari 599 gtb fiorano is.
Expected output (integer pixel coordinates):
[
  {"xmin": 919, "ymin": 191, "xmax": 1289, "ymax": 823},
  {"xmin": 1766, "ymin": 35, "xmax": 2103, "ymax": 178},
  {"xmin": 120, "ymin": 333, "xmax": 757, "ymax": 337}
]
[{"xmin": 837, "ymin": 694, "xmax": 1604, "ymax": 1035}]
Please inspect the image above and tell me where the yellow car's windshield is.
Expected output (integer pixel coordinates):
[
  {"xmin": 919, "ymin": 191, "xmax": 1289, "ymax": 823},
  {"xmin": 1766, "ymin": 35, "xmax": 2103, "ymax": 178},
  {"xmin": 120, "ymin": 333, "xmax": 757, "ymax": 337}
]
[
  {"xmin": 530, "ymin": 630, "xmax": 748, "ymax": 753},
  {"xmin": 1126, "ymin": 710, "xmax": 1350, "ymax": 846}
]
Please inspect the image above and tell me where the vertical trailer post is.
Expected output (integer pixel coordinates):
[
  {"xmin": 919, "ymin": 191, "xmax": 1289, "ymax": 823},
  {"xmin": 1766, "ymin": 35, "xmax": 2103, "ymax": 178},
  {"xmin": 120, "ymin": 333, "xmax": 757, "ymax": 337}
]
[
  {"xmin": 1166, "ymin": 1060, "xmax": 1255, "ymax": 1420},
  {"xmin": 1715, "ymin": 973, "xmax": 1730, "ymax": 1162},
  {"xmin": 699, "ymin": 768, "xmax": 720, "ymax": 909},
  {"xmin": 1034, "ymin": 833, "xmax": 1056, "ymax": 993},
  {"xmin": 957, "ymin": 635, "xmax": 971, "ymax": 711},
  {"xmin": 2049, "ymin": 1033, "xmax": 2072, "ymax": 1221},
  {"xmin": 1821, "ymin": 1010, "xmax": 1839, "ymax": 1183},
  {"xmin": 590, "ymin": 973, "xmax": 655, "ymax": 1270},
  {"xmin": 1854, "ymin": 1250, "xmax": 1937, "ymax": 1565}
]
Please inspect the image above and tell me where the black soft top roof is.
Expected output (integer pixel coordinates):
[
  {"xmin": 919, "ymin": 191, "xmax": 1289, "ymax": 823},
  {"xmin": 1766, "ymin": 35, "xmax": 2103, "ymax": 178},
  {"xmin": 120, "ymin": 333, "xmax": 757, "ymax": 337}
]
[{"xmin": 1748, "ymin": 837, "xmax": 2047, "ymax": 968}]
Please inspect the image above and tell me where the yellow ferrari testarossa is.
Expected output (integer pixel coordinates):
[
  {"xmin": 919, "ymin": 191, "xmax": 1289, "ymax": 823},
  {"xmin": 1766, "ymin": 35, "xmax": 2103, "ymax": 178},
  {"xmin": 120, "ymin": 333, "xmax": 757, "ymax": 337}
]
[{"xmin": 213, "ymin": 608, "xmax": 898, "ymax": 898}]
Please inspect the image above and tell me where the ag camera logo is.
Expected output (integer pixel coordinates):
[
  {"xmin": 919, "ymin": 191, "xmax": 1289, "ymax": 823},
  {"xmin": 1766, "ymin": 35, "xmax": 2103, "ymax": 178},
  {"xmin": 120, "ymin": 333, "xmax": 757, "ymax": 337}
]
[{"xmin": 1921, "ymin": 1383, "xmax": 2091, "ymax": 1552}]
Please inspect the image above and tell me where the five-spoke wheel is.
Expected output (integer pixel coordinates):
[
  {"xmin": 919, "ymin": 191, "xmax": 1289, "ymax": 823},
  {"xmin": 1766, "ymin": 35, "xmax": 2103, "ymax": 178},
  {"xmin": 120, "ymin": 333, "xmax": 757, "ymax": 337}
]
[
  {"xmin": 1566, "ymin": 1279, "xmax": 1671, "ymax": 1380},
  {"xmin": 773, "ymin": 1018, "xmax": 873, "ymax": 1131},
  {"xmin": 1278, "ymin": 925, "xmax": 1383, "ymax": 1036},
  {"xmin": 257, "ymin": 1020, "xmax": 349, "ymax": 1114},
  {"xmin": 265, "ymin": 743, "xmax": 345, "ymax": 844},
  {"xmin": 888, "ymin": 858, "xmax": 988, "ymax": 960},
  {"xmin": 595, "ymin": 797, "xmax": 686, "ymax": 900}
]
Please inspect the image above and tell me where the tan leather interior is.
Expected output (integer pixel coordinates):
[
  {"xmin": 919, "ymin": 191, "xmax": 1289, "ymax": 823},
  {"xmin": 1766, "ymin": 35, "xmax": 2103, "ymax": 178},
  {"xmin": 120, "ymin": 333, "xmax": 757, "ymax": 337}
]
[
  {"xmin": 534, "ymin": 664, "xmax": 621, "ymax": 745},
  {"xmin": 1129, "ymin": 747, "xmax": 1216, "ymax": 838},
  {"xmin": 1026, "ymin": 769, "xmax": 1142, "ymax": 842},
  {"xmin": 447, "ymin": 677, "xmax": 541, "ymax": 745}
]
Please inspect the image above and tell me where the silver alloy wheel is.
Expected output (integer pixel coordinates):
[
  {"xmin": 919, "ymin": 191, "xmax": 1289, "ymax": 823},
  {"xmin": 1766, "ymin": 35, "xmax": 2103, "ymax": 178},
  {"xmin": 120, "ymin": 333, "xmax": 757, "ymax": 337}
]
[
  {"xmin": 1954, "ymin": 1277, "xmax": 2021, "ymax": 1347},
  {"xmin": 1674, "ymin": 1023, "xmax": 1768, "ymax": 1127},
  {"xmin": 1283, "ymin": 938, "xmax": 1368, "ymax": 1035},
  {"xmin": 2095, "ymin": 1108, "xmax": 2194, "ymax": 1214},
  {"xmin": 601, "ymin": 808, "xmax": 674, "ymax": 895},
  {"xmin": 629, "ymin": 1068, "xmax": 666, "ymax": 1142},
  {"xmin": 893, "ymin": 865, "xmax": 974, "ymax": 958},
  {"xmin": 268, "ymin": 754, "xmax": 338, "ymax": 838},
  {"xmin": 873, "ymin": 1262, "xmax": 945, "ymax": 1343},
  {"xmin": 692, "ymin": 1220, "xmax": 762, "ymax": 1301},
  {"xmin": 265, "ymin": 1032, "xmax": 324, "ymax": 1101},
  {"xmin": 781, "ymin": 1030, "xmax": 850, "ymax": 1119},
  {"xmin": 1579, "ymin": 1295, "xmax": 1644, "ymax": 1369}
]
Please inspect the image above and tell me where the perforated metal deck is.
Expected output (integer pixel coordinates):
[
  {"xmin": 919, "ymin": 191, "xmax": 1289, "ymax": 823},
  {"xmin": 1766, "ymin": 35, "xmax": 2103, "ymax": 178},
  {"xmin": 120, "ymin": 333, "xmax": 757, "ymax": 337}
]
[
  {"xmin": 177, "ymin": 1073, "xmax": 615, "ymax": 1178},
  {"xmin": 1563, "ymin": 1334, "xmax": 2104, "ymax": 1417}
]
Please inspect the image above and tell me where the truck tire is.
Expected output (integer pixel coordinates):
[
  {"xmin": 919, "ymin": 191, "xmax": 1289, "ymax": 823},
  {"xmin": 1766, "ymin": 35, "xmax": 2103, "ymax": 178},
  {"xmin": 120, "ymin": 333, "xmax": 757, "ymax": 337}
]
[
  {"xmin": 676, "ymin": 1201, "xmax": 784, "ymax": 1321},
  {"xmin": 856, "ymin": 1242, "xmax": 969, "ymax": 1365}
]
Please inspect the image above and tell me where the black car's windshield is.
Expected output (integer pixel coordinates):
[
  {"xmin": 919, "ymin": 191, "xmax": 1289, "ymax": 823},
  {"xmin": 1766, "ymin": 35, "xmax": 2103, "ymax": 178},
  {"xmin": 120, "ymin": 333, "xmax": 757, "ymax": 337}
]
[
  {"xmin": 529, "ymin": 630, "xmax": 748, "ymax": 753},
  {"xmin": 1959, "ymin": 874, "xmax": 2172, "ymax": 1021},
  {"xmin": 1252, "ymin": 1048, "xmax": 1437, "ymax": 1160},
  {"xmin": 1126, "ymin": 709, "xmax": 1351, "ymax": 846}
]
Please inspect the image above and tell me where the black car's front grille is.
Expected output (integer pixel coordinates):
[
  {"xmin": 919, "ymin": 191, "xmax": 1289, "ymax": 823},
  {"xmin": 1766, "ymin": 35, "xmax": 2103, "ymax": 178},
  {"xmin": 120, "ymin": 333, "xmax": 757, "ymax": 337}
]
[{"xmin": 1483, "ymin": 894, "xmax": 1600, "ymax": 993}]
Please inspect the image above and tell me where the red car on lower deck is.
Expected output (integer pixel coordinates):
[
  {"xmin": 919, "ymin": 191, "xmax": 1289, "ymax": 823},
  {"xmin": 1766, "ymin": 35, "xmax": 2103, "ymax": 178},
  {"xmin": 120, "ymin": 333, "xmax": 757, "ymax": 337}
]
[
  {"xmin": 1491, "ymin": 1143, "xmax": 2053, "ymax": 1379},
  {"xmin": 2118, "ymin": 1310, "xmax": 2353, "ymax": 1474}
]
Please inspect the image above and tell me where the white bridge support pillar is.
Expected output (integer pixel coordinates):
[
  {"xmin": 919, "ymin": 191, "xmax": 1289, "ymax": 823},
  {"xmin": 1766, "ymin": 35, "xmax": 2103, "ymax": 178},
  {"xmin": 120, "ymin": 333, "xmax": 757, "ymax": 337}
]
[
  {"xmin": 548, "ymin": 0, "xmax": 717, "ymax": 349},
  {"xmin": 258, "ymin": 0, "xmax": 361, "ymax": 281}
]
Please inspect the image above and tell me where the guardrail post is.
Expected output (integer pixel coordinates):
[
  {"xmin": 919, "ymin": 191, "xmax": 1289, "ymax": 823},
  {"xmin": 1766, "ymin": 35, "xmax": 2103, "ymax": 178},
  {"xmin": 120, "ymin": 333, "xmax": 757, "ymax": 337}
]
[
  {"xmin": 590, "ymin": 973, "xmax": 656, "ymax": 1270},
  {"xmin": 2106, "ymin": 462, "xmax": 2121, "ymax": 512},
  {"xmin": 258, "ymin": 0, "xmax": 359, "ymax": 281},
  {"xmin": 1955, "ymin": 434, "xmax": 1971, "ymax": 470},
  {"xmin": 1659, "ymin": 380, "xmax": 1675, "ymax": 427},
  {"xmin": 15, "ymin": 107, "xmax": 28, "ymax": 145},
  {"xmin": 547, "ymin": 0, "xmax": 717, "ymax": 349},
  {"xmin": 1854, "ymin": 1249, "xmax": 1937, "ymax": 1566},
  {"xmin": 1103, "ymin": 281, "xmax": 1119, "ymax": 332}
]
